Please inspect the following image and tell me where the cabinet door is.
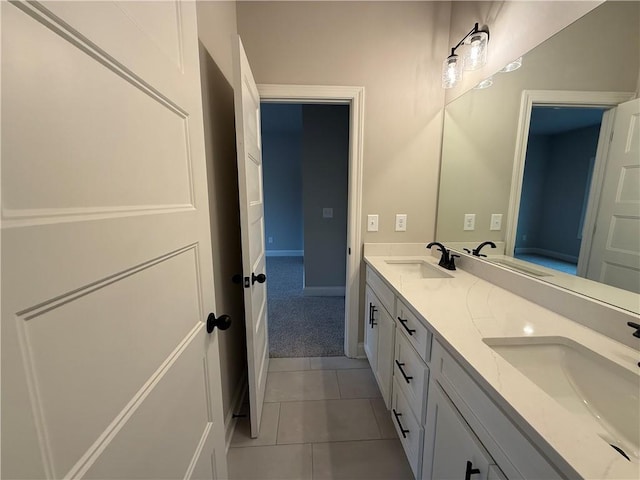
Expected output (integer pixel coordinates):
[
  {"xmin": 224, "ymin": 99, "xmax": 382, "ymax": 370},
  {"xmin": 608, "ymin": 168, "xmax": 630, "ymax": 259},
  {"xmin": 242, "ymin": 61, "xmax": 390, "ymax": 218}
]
[
  {"xmin": 423, "ymin": 381, "xmax": 506, "ymax": 480},
  {"xmin": 376, "ymin": 305, "xmax": 395, "ymax": 408},
  {"xmin": 364, "ymin": 286, "xmax": 379, "ymax": 369}
]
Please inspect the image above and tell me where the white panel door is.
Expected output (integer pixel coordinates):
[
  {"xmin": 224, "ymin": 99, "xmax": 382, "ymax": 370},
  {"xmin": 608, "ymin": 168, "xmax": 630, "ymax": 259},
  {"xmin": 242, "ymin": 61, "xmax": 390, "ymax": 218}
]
[
  {"xmin": 586, "ymin": 99, "xmax": 640, "ymax": 293},
  {"xmin": 1, "ymin": 2, "xmax": 227, "ymax": 479},
  {"xmin": 232, "ymin": 35, "xmax": 269, "ymax": 438}
]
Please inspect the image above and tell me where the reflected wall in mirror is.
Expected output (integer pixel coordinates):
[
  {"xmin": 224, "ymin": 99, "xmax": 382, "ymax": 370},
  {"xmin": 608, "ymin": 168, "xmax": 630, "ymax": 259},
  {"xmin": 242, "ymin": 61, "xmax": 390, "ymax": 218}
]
[{"xmin": 436, "ymin": 1, "xmax": 640, "ymax": 313}]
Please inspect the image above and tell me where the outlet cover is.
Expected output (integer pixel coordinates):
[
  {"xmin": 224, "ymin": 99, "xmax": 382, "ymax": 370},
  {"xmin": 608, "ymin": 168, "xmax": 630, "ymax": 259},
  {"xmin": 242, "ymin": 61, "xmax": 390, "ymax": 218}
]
[
  {"xmin": 268, "ymin": 237, "xmax": 273, "ymax": 244},
  {"xmin": 490, "ymin": 214, "xmax": 502, "ymax": 231},
  {"xmin": 464, "ymin": 214, "xmax": 476, "ymax": 231},
  {"xmin": 323, "ymin": 207, "xmax": 333, "ymax": 218},
  {"xmin": 395, "ymin": 214, "xmax": 407, "ymax": 232},
  {"xmin": 367, "ymin": 214, "xmax": 379, "ymax": 232}
]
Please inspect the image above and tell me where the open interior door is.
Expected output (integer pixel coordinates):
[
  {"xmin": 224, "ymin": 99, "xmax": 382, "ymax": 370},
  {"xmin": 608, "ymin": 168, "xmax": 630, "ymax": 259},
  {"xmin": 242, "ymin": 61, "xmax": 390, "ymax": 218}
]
[
  {"xmin": 585, "ymin": 98, "xmax": 640, "ymax": 293},
  {"xmin": 1, "ymin": 1, "xmax": 227, "ymax": 478},
  {"xmin": 232, "ymin": 35, "xmax": 269, "ymax": 438}
]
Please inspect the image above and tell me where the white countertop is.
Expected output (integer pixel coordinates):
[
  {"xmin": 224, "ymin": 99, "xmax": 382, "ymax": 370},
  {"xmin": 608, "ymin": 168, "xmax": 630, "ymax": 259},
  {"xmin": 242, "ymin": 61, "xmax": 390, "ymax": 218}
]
[{"xmin": 364, "ymin": 252, "xmax": 640, "ymax": 480}]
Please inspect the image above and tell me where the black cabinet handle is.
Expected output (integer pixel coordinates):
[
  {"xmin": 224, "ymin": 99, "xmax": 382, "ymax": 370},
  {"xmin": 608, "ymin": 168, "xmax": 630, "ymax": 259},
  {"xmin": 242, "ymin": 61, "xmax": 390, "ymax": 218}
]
[
  {"xmin": 395, "ymin": 360, "xmax": 413, "ymax": 383},
  {"xmin": 464, "ymin": 461, "xmax": 481, "ymax": 480},
  {"xmin": 397, "ymin": 317, "xmax": 416, "ymax": 336},
  {"xmin": 251, "ymin": 272, "xmax": 266, "ymax": 285},
  {"xmin": 206, "ymin": 313, "xmax": 232, "ymax": 333},
  {"xmin": 392, "ymin": 408, "xmax": 409, "ymax": 438},
  {"xmin": 627, "ymin": 321, "xmax": 640, "ymax": 338},
  {"xmin": 370, "ymin": 303, "xmax": 378, "ymax": 328}
]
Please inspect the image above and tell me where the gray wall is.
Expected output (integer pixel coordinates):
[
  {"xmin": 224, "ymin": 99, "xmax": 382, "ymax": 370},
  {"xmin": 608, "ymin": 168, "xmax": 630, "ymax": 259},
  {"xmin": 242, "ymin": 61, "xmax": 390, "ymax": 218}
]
[
  {"xmin": 302, "ymin": 105, "xmax": 350, "ymax": 288},
  {"xmin": 196, "ymin": 1, "xmax": 247, "ymax": 433},
  {"xmin": 261, "ymin": 104, "xmax": 304, "ymax": 253}
]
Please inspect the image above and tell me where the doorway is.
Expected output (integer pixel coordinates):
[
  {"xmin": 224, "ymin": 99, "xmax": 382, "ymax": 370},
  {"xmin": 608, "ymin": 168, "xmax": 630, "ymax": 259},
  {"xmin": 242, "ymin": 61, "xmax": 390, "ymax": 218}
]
[
  {"xmin": 514, "ymin": 106, "xmax": 606, "ymax": 275},
  {"xmin": 261, "ymin": 103, "xmax": 349, "ymax": 357}
]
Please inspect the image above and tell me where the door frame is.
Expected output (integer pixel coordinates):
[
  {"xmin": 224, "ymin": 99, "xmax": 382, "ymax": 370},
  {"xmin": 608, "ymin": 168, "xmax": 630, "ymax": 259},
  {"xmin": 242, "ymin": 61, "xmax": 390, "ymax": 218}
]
[
  {"xmin": 257, "ymin": 84, "xmax": 364, "ymax": 358},
  {"xmin": 505, "ymin": 89, "xmax": 635, "ymax": 257}
]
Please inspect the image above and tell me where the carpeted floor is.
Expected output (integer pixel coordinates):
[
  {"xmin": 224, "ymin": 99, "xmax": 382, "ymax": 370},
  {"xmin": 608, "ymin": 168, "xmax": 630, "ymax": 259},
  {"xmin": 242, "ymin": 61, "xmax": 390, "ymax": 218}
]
[
  {"xmin": 515, "ymin": 253, "xmax": 577, "ymax": 275},
  {"xmin": 266, "ymin": 256, "xmax": 345, "ymax": 358}
]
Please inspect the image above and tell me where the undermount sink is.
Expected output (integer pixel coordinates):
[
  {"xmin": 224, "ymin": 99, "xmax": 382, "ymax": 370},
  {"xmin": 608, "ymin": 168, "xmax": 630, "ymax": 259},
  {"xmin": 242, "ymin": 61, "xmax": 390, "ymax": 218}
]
[
  {"xmin": 384, "ymin": 259, "xmax": 453, "ymax": 279},
  {"xmin": 489, "ymin": 258, "xmax": 552, "ymax": 277},
  {"xmin": 484, "ymin": 336, "xmax": 640, "ymax": 462}
]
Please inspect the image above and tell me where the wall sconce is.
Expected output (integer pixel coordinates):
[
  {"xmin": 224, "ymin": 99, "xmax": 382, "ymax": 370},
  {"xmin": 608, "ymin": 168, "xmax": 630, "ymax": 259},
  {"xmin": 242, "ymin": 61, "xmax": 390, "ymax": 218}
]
[{"xmin": 442, "ymin": 23, "xmax": 490, "ymax": 89}]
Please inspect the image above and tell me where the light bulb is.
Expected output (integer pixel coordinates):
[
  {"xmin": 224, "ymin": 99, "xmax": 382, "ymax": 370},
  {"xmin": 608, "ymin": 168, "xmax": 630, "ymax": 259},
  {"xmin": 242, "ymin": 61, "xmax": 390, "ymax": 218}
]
[{"xmin": 500, "ymin": 57, "xmax": 523, "ymax": 73}]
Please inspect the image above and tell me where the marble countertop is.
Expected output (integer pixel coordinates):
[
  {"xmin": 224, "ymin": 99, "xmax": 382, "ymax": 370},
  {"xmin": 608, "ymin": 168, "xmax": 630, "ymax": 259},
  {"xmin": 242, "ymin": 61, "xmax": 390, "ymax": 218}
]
[{"xmin": 364, "ymin": 251, "xmax": 640, "ymax": 480}]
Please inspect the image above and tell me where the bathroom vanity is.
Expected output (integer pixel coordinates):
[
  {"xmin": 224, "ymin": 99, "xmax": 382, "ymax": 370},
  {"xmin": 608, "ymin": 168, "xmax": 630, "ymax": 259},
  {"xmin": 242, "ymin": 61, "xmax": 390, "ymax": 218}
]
[{"xmin": 363, "ymin": 244, "xmax": 639, "ymax": 480}]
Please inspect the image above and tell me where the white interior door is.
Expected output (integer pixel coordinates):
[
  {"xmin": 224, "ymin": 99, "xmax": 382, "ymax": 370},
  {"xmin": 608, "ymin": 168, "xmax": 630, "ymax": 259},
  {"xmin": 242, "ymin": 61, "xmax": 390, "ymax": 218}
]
[
  {"xmin": 232, "ymin": 35, "xmax": 269, "ymax": 438},
  {"xmin": 585, "ymin": 98, "xmax": 640, "ymax": 293},
  {"xmin": 1, "ymin": 2, "xmax": 227, "ymax": 478}
]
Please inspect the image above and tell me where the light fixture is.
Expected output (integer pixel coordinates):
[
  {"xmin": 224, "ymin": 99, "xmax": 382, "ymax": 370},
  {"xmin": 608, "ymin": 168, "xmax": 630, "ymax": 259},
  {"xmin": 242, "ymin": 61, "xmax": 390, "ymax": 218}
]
[
  {"xmin": 442, "ymin": 23, "xmax": 490, "ymax": 89},
  {"xmin": 474, "ymin": 76, "xmax": 493, "ymax": 89},
  {"xmin": 499, "ymin": 56, "xmax": 523, "ymax": 73}
]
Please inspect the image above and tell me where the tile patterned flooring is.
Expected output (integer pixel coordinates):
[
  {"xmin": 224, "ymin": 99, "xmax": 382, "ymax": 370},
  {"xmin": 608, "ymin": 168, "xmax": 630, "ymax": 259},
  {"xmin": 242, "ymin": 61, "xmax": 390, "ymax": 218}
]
[{"xmin": 228, "ymin": 357, "xmax": 414, "ymax": 479}]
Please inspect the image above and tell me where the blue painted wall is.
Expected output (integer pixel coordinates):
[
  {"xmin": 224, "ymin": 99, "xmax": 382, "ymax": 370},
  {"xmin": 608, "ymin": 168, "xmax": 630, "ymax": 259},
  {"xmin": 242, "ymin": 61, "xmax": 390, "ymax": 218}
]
[
  {"xmin": 261, "ymin": 103, "xmax": 303, "ymax": 253},
  {"xmin": 517, "ymin": 122, "xmax": 602, "ymax": 261}
]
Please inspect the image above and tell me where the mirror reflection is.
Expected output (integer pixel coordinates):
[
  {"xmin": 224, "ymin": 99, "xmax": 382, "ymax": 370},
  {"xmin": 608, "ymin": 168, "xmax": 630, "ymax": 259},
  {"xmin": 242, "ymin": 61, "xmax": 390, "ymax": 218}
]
[{"xmin": 436, "ymin": 1, "xmax": 640, "ymax": 313}]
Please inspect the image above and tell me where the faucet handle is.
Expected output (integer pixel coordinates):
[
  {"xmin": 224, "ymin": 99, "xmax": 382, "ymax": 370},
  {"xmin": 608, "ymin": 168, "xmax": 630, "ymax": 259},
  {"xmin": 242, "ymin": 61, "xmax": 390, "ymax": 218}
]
[{"xmin": 446, "ymin": 254, "xmax": 460, "ymax": 271}]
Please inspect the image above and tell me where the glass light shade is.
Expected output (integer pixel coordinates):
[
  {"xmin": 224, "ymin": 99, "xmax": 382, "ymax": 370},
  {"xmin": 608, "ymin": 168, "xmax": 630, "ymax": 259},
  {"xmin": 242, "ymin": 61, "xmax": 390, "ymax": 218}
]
[
  {"xmin": 442, "ymin": 55, "xmax": 462, "ymax": 89},
  {"xmin": 463, "ymin": 31, "xmax": 488, "ymax": 71},
  {"xmin": 500, "ymin": 56, "xmax": 523, "ymax": 73}
]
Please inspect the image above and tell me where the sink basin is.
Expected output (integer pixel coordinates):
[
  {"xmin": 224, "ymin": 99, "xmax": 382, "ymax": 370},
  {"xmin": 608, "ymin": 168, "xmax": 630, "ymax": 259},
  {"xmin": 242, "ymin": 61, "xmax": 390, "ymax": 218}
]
[
  {"xmin": 384, "ymin": 259, "xmax": 453, "ymax": 279},
  {"xmin": 484, "ymin": 336, "xmax": 639, "ymax": 461},
  {"xmin": 489, "ymin": 258, "xmax": 551, "ymax": 277}
]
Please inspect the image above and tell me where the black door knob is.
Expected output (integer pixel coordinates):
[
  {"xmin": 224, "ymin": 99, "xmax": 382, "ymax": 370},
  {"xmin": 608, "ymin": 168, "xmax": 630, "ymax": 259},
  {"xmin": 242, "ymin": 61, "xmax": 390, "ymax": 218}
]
[
  {"xmin": 207, "ymin": 313, "xmax": 232, "ymax": 333},
  {"xmin": 251, "ymin": 272, "xmax": 266, "ymax": 285}
]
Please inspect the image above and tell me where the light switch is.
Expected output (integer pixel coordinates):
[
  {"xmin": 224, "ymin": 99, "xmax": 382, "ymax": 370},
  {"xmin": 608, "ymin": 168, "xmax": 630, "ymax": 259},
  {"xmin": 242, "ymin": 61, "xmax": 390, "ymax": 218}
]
[
  {"xmin": 367, "ymin": 214, "xmax": 379, "ymax": 232},
  {"xmin": 323, "ymin": 207, "xmax": 333, "ymax": 218},
  {"xmin": 490, "ymin": 213, "xmax": 502, "ymax": 231},
  {"xmin": 395, "ymin": 214, "xmax": 407, "ymax": 232},
  {"xmin": 464, "ymin": 214, "xmax": 475, "ymax": 231}
]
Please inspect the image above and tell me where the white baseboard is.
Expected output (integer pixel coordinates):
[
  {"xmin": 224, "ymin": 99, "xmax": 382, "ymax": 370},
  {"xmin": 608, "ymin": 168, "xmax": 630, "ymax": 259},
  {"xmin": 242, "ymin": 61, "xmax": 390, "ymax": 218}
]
[
  {"xmin": 303, "ymin": 286, "xmax": 346, "ymax": 297},
  {"xmin": 356, "ymin": 342, "xmax": 366, "ymax": 359},
  {"xmin": 265, "ymin": 250, "xmax": 303, "ymax": 257},
  {"xmin": 516, "ymin": 247, "xmax": 578, "ymax": 264},
  {"xmin": 225, "ymin": 372, "xmax": 248, "ymax": 453}
]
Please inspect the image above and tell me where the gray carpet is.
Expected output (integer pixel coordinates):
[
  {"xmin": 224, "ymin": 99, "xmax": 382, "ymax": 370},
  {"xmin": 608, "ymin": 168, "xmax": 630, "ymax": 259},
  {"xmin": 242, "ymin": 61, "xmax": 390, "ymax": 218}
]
[{"xmin": 266, "ymin": 256, "xmax": 345, "ymax": 357}]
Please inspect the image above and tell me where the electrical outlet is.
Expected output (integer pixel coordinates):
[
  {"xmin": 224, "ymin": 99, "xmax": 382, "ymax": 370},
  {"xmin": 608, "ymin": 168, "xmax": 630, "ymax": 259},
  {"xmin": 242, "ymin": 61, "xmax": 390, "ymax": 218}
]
[
  {"xmin": 490, "ymin": 214, "xmax": 502, "ymax": 231},
  {"xmin": 367, "ymin": 214, "xmax": 379, "ymax": 232},
  {"xmin": 395, "ymin": 214, "xmax": 407, "ymax": 232},
  {"xmin": 268, "ymin": 237, "xmax": 273, "ymax": 244},
  {"xmin": 323, "ymin": 207, "xmax": 333, "ymax": 218},
  {"xmin": 464, "ymin": 214, "xmax": 476, "ymax": 231}
]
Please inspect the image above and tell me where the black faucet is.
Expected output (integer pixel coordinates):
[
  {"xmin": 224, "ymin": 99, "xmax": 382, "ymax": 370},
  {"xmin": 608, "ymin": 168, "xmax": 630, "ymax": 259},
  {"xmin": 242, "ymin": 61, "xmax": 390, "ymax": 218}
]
[
  {"xmin": 472, "ymin": 241, "xmax": 497, "ymax": 257},
  {"xmin": 426, "ymin": 242, "xmax": 450, "ymax": 268}
]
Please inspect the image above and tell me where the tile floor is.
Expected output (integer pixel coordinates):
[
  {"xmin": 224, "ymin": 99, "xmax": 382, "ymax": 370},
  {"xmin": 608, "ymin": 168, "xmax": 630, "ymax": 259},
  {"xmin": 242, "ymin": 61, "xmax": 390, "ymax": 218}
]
[{"xmin": 228, "ymin": 357, "xmax": 414, "ymax": 479}]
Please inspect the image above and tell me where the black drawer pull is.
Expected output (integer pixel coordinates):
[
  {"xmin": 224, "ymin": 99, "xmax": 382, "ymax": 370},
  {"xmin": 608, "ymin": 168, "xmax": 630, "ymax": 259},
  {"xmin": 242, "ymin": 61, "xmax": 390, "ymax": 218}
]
[
  {"xmin": 465, "ymin": 461, "xmax": 481, "ymax": 480},
  {"xmin": 392, "ymin": 408, "xmax": 409, "ymax": 438},
  {"xmin": 395, "ymin": 360, "xmax": 413, "ymax": 383},
  {"xmin": 397, "ymin": 317, "xmax": 416, "ymax": 336}
]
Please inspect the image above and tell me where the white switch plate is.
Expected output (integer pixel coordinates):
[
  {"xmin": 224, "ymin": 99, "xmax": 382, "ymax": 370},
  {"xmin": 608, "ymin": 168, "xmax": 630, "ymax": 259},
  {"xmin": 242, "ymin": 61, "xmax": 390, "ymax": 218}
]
[
  {"xmin": 490, "ymin": 213, "xmax": 503, "ymax": 231},
  {"xmin": 367, "ymin": 214, "xmax": 379, "ymax": 232},
  {"xmin": 464, "ymin": 214, "xmax": 476, "ymax": 231},
  {"xmin": 395, "ymin": 214, "xmax": 407, "ymax": 232},
  {"xmin": 323, "ymin": 207, "xmax": 333, "ymax": 218}
]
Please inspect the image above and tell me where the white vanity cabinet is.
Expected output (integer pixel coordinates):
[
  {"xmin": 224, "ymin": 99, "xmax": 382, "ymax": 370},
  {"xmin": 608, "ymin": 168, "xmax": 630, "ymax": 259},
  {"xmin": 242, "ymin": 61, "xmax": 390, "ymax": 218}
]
[
  {"xmin": 423, "ymin": 340, "xmax": 562, "ymax": 480},
  {"xmin": 423, "ymin": 381, "xmax": 506, "ymax": 480},
  {"xmin": 364, "ymin": 267, "xmax": 396, "ymax": 408}
]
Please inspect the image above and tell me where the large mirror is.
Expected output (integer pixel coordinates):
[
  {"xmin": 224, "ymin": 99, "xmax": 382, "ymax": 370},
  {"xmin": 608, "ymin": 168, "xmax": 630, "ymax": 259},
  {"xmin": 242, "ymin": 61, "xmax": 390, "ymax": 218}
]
[{"xmin": 436, "ymin": 1, "xmax": 640, "ymax": 314}]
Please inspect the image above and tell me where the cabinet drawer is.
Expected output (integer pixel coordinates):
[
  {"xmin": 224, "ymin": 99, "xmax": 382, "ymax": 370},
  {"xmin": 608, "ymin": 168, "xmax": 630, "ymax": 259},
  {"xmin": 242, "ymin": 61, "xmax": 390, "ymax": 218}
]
[
  {"xmin": 394, "ymin": 331, "xmax": 429, "ymax": 424},
  {"xmin": 396, "ymin": 299, "xmax": 432, "ymax": 363},
  {"xmin": 366, "ymin": 266, "xmax": 395, "ymax": 314},
  {"xmin": 431, "ymin": 340, "xmax": 561, "ymax": 480},
  {"xmin": 392, "ymin": 378, "xmax": 424, "ymax": 479}
]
